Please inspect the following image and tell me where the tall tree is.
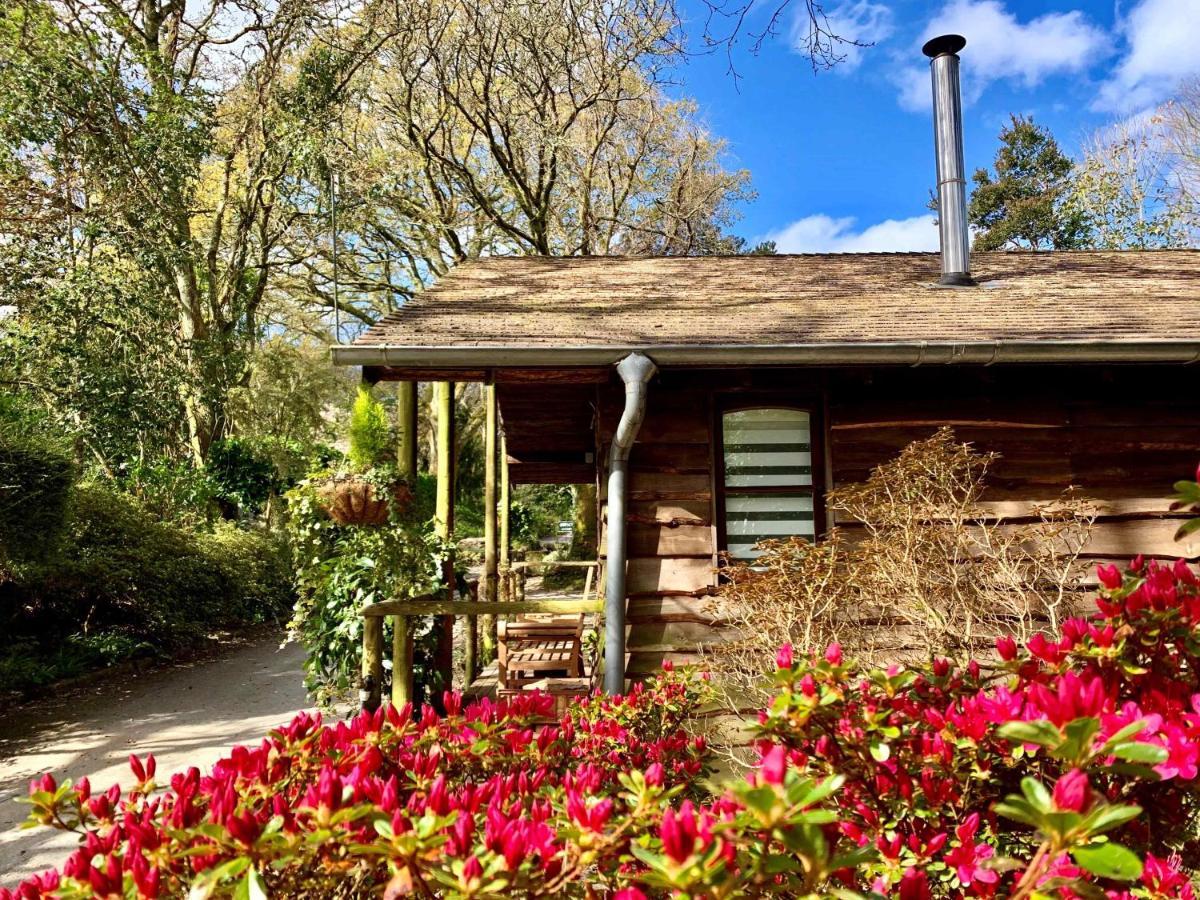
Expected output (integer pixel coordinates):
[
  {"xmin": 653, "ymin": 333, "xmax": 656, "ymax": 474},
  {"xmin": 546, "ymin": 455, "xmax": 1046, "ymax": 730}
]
[
  {"xmin": 968, "ymin": 115, "xmax": 1088, "ymax": 251},
  {"xmin": 277, "ymin": 0, "xmax": 753, "ymax": 327},
  {"xmin": 1163, "ymin": 78, "xmax": 1200, "ymax": 224},
  {"xmin": 1068, "ymin": 114, "xmax": 1195, "ymax": 250},
  {"xmin": 0, "ymin": 0, "xmax": 373, "ymax": 463}
]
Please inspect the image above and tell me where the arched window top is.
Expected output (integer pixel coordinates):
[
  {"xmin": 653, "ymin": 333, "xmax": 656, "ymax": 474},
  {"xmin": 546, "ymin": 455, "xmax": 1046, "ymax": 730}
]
[
  {"xmin": 721, "ymin": 408, "xmax": 813, "ymax": 488},
  {"xmin": 719, "ymin": 406, "xmax": 818, "ymax": 562}
]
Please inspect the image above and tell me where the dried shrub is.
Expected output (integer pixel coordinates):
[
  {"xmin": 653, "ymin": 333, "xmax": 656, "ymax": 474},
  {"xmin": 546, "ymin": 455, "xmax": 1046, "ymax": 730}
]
[{"xmin": 707, "ymin": 428, "xmax": 1095, "ymax": 706}]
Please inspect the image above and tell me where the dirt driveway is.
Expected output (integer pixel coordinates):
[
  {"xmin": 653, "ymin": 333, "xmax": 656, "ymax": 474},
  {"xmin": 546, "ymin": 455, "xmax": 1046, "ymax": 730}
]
[{"xmin": 0, "ymin": 632, "xmax": 331, "ymax": 885}]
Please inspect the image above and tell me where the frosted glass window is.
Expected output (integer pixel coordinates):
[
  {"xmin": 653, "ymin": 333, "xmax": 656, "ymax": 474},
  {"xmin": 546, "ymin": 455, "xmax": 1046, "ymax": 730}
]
[
  {"xmin": 722, "ymin": 409, "xmax": 812, "ymax": 487},
  {"xmin": 721, "ymin": 408, "xmax": 817, "ymax": 561}
]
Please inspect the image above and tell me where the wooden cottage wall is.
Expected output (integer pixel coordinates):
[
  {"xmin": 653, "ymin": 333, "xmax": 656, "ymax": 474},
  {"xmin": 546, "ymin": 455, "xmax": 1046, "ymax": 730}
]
[
  {"xmin": 595, "ymin": 365, "xmax": 1200, "ymax": 676},
  {"xmin": 825, "ymin": 366, "xmax": 1200, "ymax": 579},
  {"xmin": 597, "ymin": 376, "xmax": 728, "ymax": 678}
]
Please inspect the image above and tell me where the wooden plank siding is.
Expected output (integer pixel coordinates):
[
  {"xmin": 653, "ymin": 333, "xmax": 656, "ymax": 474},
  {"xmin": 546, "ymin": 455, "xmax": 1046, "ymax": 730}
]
[{"xmin": 500, "ymin": 364, "xmax": 1200, "ymax": 678}]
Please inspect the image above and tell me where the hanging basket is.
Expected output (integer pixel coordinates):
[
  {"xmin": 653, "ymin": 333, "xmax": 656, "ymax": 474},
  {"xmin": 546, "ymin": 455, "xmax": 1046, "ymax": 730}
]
[{"xmin": 315, "ymin": 476, "xmax": 414, "ymax": 527}]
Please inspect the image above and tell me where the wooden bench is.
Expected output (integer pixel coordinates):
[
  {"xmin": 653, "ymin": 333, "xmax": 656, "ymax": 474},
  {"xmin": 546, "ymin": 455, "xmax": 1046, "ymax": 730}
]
[{"xmin": 497, "ymin": 614, "xmax": 584, "ymax": 688}]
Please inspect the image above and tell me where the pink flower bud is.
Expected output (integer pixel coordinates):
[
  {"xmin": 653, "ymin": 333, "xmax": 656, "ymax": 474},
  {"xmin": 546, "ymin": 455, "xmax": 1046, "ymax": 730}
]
[
  {"xmin": 645, "ymin": 763, "xmax": 665, "ymax": 787},
  {"xmin": 824, "ymin": 643, "xmax": 843, "ymax": 666},
  {"xmin": 995, "ymin": 635, "xmax": 1018, "ymax": 661},
  {"xmin": 775, "ymin": 644, "xmax": 793, "ymax": 670},
  {"xmin": 1051, "ymin": 769, "xmax": 1092, "ymax": 813},
  {"xmin": 463, "ymin": 856, "xmax": 483, "ymax": 883},
  {"xmin": 759, "ymin": 744, "xmax": 788, "ymax": 786},
  {"xmin": 1097, "ymin": 564, "xmax": 1123, "ymax": 590}
]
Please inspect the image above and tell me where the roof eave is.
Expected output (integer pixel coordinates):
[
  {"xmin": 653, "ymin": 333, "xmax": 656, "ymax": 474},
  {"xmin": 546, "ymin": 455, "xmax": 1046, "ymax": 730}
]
[{"xmin": 331, "ymin": 341, "xmax": 1200, "ymax": 369}]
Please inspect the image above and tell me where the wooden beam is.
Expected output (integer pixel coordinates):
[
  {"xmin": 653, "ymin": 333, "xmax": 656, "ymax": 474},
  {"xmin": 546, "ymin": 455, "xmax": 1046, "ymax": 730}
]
[
  {"xmin": 397, "ymin": 381, "xmax": 418, "ymax": 482},
  {"xmin": 511, "ymin": 559, "xmax": 599, "ymax": 570},
  {"xmin": 480, "ymin": 384, "xmax": 499, "ymax": 668},
  {"xmin": 366, "ymin": 598, "xmax": 604, "ymax": 617},
  {"xmin": 391, "ymin": 613, "xmax": 411, "ymax": 708},
  {"xmin": 500, "ymin": 429, "xmax": 511, "ymax": 572},
  {"xmin": 369, "ymin": 366, "xmax": 488, "ymax": 382},
  {"xmin": 434, "ymin": 380, "xmax": 455, "ymax": 691},
  {"xmin": 494, "ymin": 368, "xmax": 611, "ymax": 384},
  {"xmin": 361, "ymin": 614, "xmax": 383, "ymax": 711},
  {"xmin": 510, "ymin": 462, "xmax": 596, "ymax": 484}
]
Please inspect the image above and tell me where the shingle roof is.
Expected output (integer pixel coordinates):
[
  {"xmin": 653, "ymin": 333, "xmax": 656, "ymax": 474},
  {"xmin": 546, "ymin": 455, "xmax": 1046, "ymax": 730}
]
[{"xmin": 334, "ymin": 251, "xmax": 1200, "ymax": 367}]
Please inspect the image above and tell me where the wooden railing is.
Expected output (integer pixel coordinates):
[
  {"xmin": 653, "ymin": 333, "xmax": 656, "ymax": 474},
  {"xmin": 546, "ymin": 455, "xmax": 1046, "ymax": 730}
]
[{"xmin": 360, "ymin": 560, "xmax": 603, "ymax": 710}]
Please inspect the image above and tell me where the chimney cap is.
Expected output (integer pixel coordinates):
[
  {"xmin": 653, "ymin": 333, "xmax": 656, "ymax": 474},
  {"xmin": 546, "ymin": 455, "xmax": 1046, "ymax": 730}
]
[{"xmin": 922, "ymin": 34, "xmax": 966, "ymax": 58}]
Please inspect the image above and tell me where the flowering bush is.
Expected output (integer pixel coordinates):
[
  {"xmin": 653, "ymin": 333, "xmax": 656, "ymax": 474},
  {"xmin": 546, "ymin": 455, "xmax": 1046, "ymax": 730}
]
[
  {"xmin": 758, "ymin": 555, "xmax": 1200, "ymax": 897},
  {"xmin": 12, "ymin": 555, "xmax": 1200, "ymax": 897}
]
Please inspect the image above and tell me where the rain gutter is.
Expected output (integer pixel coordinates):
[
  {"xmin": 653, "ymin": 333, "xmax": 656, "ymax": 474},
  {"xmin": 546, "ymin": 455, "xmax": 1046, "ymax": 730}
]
[
  {"xmin": 332, "ymin": 341, "xmax": 1200, "ymax": 368},
  {"xmin": 604, "ymin": 353, "xmax": 657, "ymax": 696}
]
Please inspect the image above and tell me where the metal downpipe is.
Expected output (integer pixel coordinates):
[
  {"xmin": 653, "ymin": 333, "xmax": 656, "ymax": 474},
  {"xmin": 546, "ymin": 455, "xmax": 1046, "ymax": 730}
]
[{"xmin": 604, "ymin": 352, "xmax": 657, "ymax": 695}]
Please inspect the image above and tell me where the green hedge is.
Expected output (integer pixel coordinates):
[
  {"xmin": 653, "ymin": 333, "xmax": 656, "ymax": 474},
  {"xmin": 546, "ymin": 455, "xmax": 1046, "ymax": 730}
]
[
  {"xmin": 0, "ymin": 483, "xmax": 293, "ymax": 693},
  {"xmin": 0, "ymin": 396, "xmax": 75, "ymax": 559}
]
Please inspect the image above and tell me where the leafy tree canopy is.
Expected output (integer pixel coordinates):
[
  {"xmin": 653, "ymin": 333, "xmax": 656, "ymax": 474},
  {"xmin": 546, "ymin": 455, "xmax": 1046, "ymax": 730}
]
[{"xmin": 968, "ymin": 115, "xmax": 1088, "ymax": 251}]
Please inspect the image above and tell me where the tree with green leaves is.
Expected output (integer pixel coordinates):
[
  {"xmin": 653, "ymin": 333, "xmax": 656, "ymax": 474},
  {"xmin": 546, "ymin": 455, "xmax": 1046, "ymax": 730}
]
[
  {"xmin": 0, "ymin": 0, "xmax": 377, "ymax": 464},
  {"xmin": 968, "ymin": 115, "xmax": 1088, "ymax": 251}
]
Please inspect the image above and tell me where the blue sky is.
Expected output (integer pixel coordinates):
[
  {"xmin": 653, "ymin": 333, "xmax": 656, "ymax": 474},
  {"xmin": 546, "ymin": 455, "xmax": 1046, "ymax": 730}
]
[{"xmin": 668, "ymin": 0, "xmax": 1200, "ymax": 251}]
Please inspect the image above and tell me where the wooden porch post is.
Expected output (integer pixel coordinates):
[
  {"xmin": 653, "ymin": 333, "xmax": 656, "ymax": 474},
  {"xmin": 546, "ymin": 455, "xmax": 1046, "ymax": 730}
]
[
  {"xmin": 360, "ymin": 374, "xmax": 384, "ymax": 711},
  {"xmin": 361, "ymin": 614, "xmax": 383, "ymax": 711},
  {"xmin": 480, "ymin": 384, "xmax": 499, "ymax": 667},
  {"xmin": 434, "ymin": 381, "xmax": 456, "ymax": 693},
  {"xmin": 391, "ymin": 612, "xmax": 411, "ymax": 709},
  {"xmin": 397, "ymin": 381, "xmax": 419, "ymax": 481},
  {"xmin": 500, "ymin": 429, "xmax": 510, "ymax": 571},
  {"xmin": 390, "ymin": 380, "xmax": 419, "ymax": 707}
]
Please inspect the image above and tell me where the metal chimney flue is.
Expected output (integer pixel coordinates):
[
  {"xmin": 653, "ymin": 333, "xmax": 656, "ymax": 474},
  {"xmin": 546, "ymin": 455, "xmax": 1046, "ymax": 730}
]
[{"xmin": 923, "ymin": 34, "xmax": 975, "ymax": 286}]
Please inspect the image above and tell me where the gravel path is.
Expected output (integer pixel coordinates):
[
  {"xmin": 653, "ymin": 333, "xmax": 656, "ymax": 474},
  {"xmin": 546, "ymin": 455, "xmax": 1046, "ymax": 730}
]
[{"xmin": 0, "ymin": 632, "xmax": 329, "ymax": 885}]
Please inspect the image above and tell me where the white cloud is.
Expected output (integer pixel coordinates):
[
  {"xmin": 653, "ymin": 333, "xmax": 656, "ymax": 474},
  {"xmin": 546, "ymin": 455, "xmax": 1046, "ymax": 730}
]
[
  {"xmin": 764, "ymin": 213, "xmax": 939, "ymax": 253},
  {"xmin": 799, "ymin": 1, "xmax": 894, "ymax": 71},
  {"xmin": 1095, "ymin": 0, "xmax": 1200, "ymax": 113},
  {"xmin": 894, "ymin": 0, "xmax": 1110, "ymax": 111}
]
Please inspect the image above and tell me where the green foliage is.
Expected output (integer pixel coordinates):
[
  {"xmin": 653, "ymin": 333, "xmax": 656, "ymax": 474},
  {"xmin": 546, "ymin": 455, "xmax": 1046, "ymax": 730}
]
[
  {"xmin": 0, "ymin": 248, "xmax": 194, "ymax": 471},
  {"xmin": 0, "ymin": 393, "xmax": 74, "ymax": 560},
  {"xmin": 969, "ymin": 114, "xmax": 1089, "ymax": 251},
  {"xmin": 0, "ymin": 631, "xmax": 155, "ymax": 694},
  {"xmin": 1067, "ymin": 120, "xmax": 1196, "ymax": 250},
  {"xmin": 0, "ymin": 483, "xmax": 292, "ymax": 693},
  {"xmin": 206, "ymin": 437, "xmax": 278, "ymax": 515},
  {"xmin": 510, "ymin": 483, "xmax": 575, "ymax": 548},
  {"xmin": 347, "ymin": 385, "xmax": 392, "ymax": 472},
  {"xmin": 286, "ymin": 480, "xmax": 440, "ymax": 706},
  {"xmin": 113, "ymin": 458, "xmax": 219, "ymax": 528}
]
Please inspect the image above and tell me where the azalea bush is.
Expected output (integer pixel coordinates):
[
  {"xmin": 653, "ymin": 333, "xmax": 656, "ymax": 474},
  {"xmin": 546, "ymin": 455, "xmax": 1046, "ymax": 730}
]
[{"xmin": 13, "ymin": 553, "xmax": 1200, "ymax": 897}]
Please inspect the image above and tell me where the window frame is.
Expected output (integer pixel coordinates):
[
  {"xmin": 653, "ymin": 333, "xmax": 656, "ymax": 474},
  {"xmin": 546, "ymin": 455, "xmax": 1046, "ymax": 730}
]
[{"xmin": 713, "ymin": 394, "xmax": 827, "ymax": 564}]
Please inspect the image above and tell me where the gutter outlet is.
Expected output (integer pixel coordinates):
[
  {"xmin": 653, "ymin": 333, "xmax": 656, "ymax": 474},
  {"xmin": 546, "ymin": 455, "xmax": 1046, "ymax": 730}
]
[{"xmin": 604, "ymin": 352, "xmax": 657, "ymax": 695}]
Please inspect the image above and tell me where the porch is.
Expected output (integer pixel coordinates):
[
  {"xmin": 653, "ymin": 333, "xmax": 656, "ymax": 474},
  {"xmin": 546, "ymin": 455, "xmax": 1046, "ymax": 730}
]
[{"xmin": 360, "ymin": 559, "xmax": 620, "ymax": 711}]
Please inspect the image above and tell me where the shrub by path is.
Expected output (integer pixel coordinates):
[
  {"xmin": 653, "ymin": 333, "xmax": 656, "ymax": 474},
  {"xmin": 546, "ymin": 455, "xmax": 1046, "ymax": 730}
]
[{"xmin": 0, "ymin": 631, "xmax": 330, "ymax": 884}]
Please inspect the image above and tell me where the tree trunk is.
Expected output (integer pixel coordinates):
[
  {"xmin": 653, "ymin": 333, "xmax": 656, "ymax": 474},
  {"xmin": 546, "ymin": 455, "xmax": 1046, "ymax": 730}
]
[{"xmin": 569, "ymin": 483, "xmax": 598, "ymax": 560}]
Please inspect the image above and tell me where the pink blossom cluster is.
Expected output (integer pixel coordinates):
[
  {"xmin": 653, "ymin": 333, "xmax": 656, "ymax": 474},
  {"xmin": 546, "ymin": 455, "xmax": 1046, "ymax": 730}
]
[
  {"xmin": 758, "ymin": 554, "xmax": 1200, "ymax": 897},
  {"xmin": 10, "ymin": 555, "xmax": 1200, "ymax": 897}
]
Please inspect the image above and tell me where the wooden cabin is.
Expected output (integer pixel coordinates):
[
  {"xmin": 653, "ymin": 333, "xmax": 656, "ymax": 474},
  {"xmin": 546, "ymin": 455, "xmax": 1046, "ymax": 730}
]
[{"xmin": 334, "ymin": 249, "xmax": 1200, "ymax": 688}]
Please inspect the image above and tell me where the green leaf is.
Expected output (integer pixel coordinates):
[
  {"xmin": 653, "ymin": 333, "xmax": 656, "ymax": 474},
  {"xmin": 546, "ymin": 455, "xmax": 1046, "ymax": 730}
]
[
  {"xmin": 1071, "ymin": 842, "xmax": 1143, "ymax": 881},
  {"xmin": 994, "ymin": 799, "xmax": 1042, "ymax": 828},
  {"xmin": 1099, "ymin": 720, "xmax": 1148, "ymax": 750},
  {"xmin": 1020, "ymin": 776, "xmax": 1052, "ymax": 811},
  {"xmin": 1080, "ymin": 803, "xmax": 1142, "ymax": 837},
  {"xmin": 1175, "ymin": 517, "xmax": 1200, "ymax": 541},
  {"xmin": 1108, "ymin": 742, "xmax": 1168, "ymax": 765},
  {"xmin": 999, "ymin": 720, "xmax": 1062, "ymax": 748},
  {"xmin": 232, "ymin": 867, "xmax": 269, "ymax": 900}
]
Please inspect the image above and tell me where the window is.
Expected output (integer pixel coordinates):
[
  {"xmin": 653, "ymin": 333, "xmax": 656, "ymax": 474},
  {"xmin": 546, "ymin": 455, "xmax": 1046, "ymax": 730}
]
[{"xmin": 718, "ymin": 406, "xmax": 821, "ymax": 562}]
